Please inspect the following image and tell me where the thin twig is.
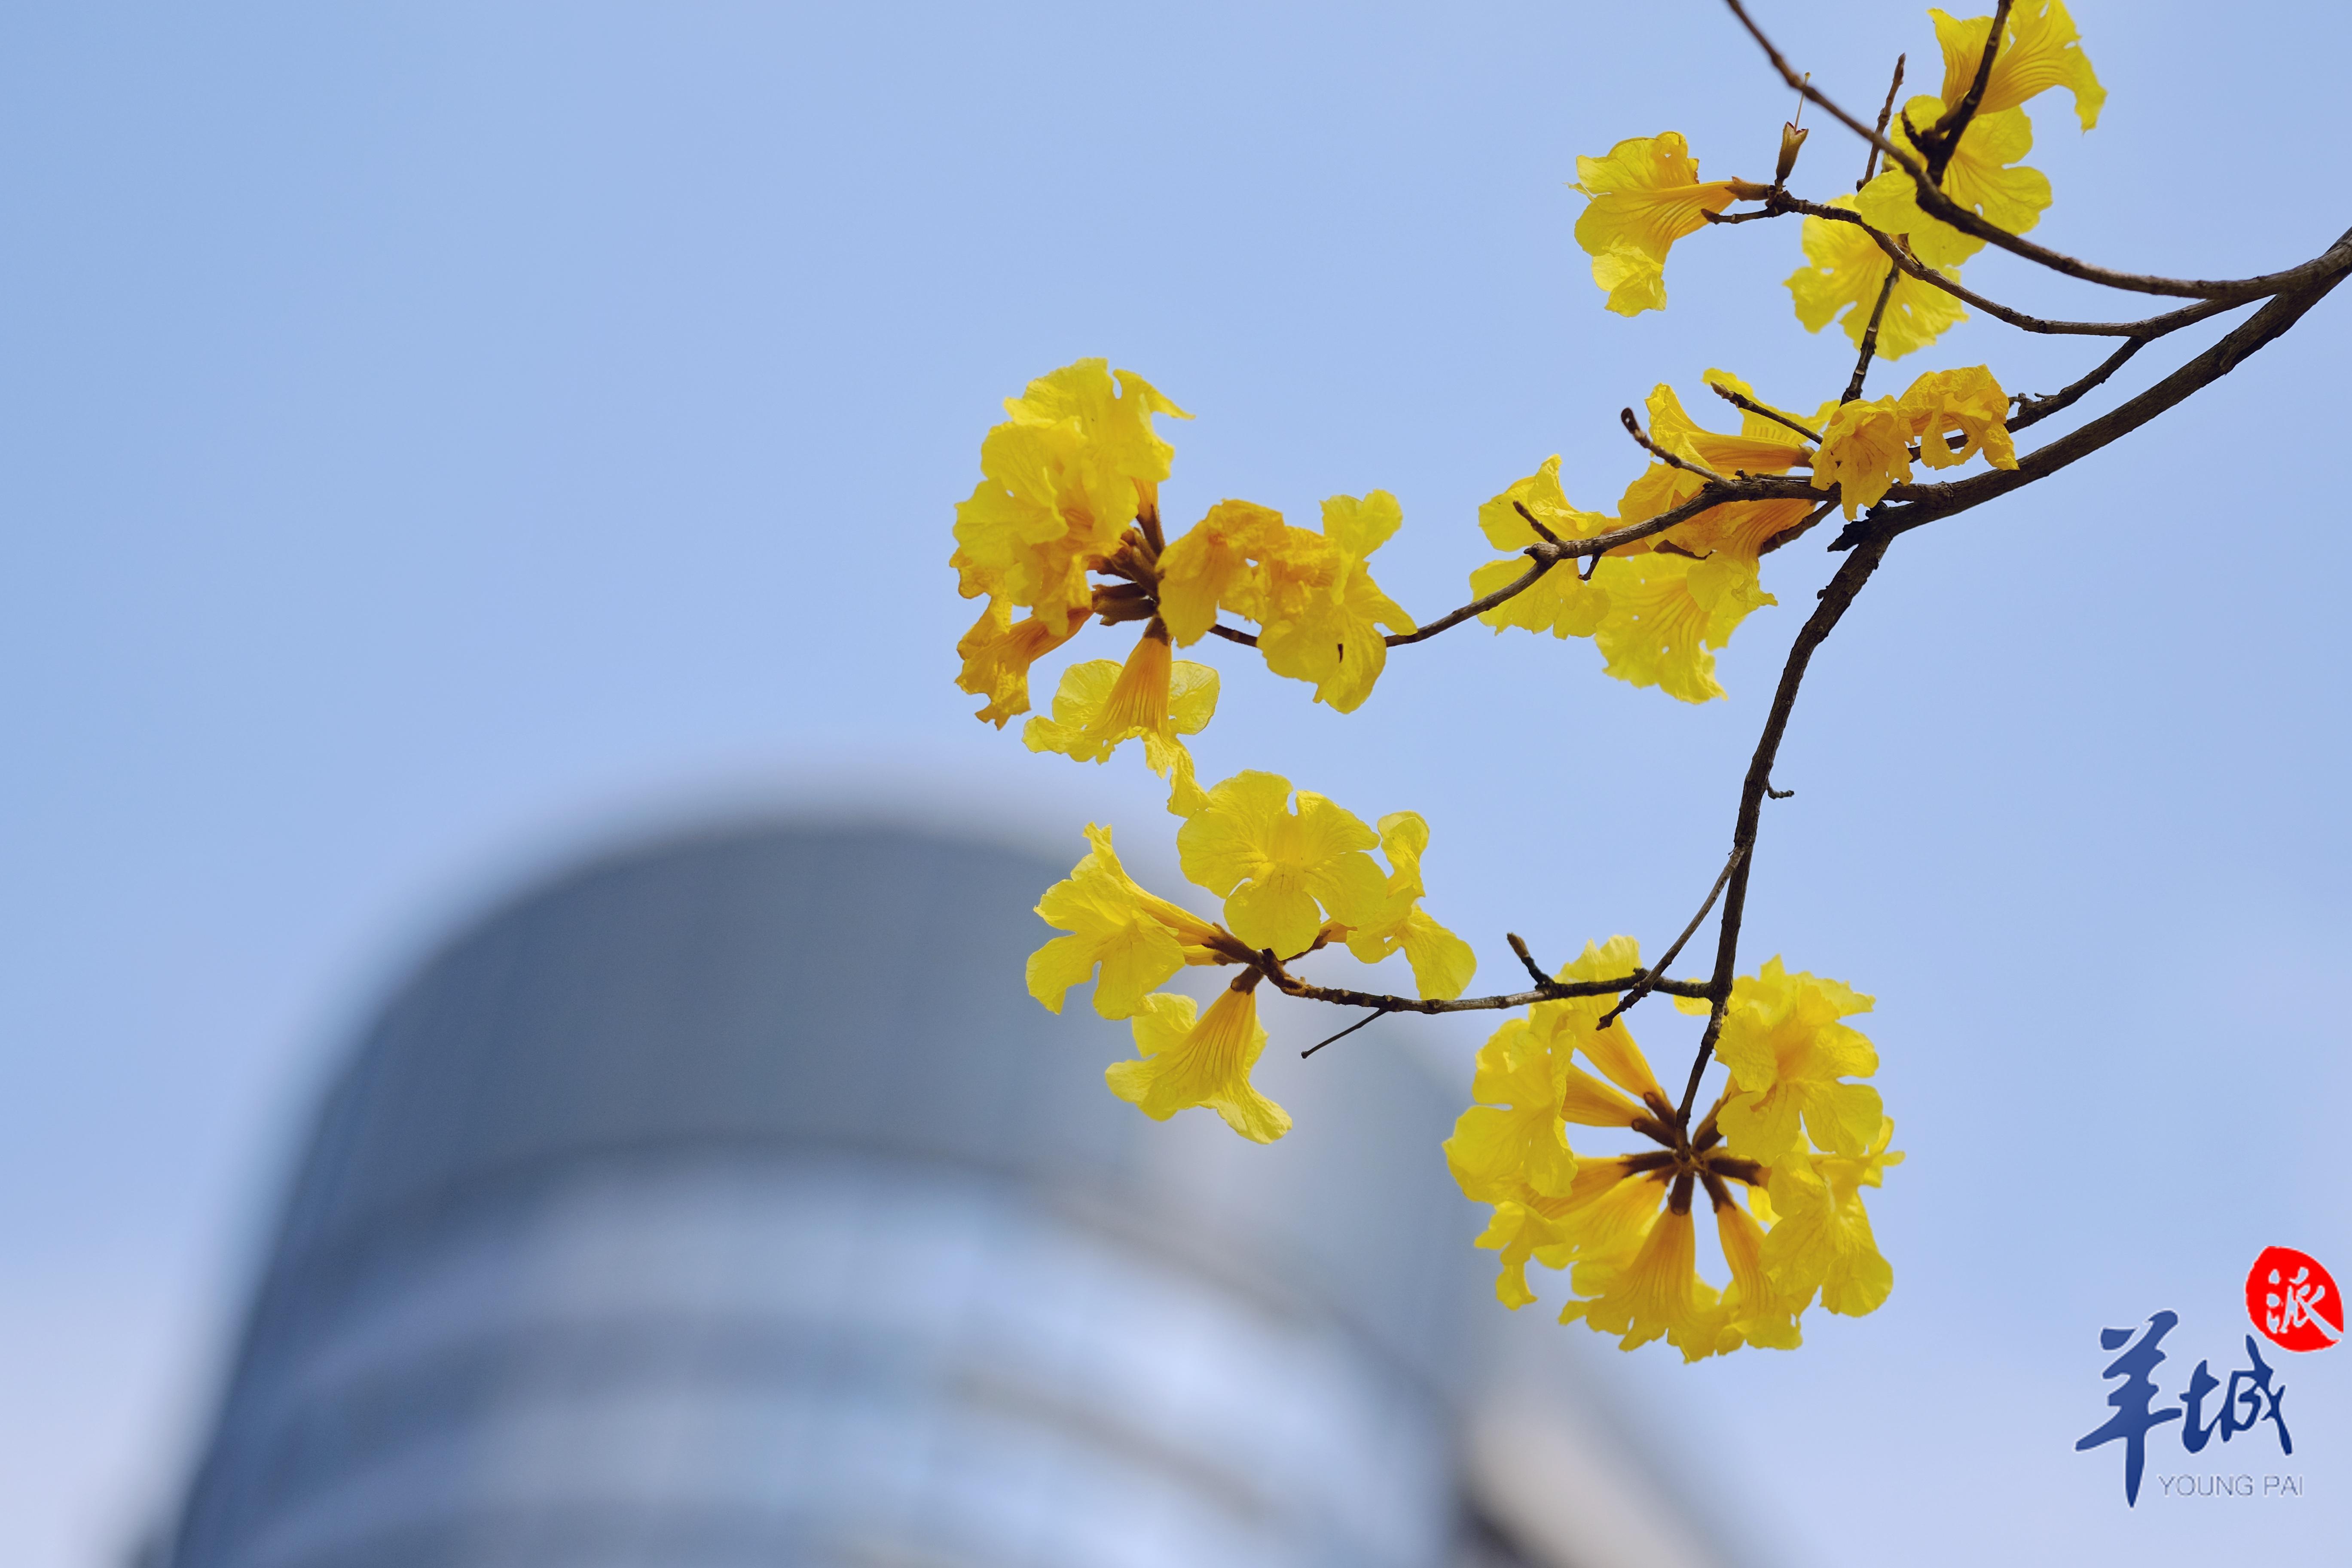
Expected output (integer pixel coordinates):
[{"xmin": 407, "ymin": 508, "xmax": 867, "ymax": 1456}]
[
  {"xmin": 1772, "ymin": 195, "xmax": 2250, "ymax": 339},
  {"xmin": 1858, "ymin": 54, "xmax": 1905, "ymax": 190},
  {"xmin": 1843, "ymin": 263, "xmax": 1901, "ymax": 403},
  {"xmin": 1675, "ymin": 532, "xmax": 1897, "ymax": 1125},
  {"xmin": 1255, "ymin": 962, "xmax": 1713, "ymax": 1017},
  {"xmin": 1829, "ymin": 238, "xmax": 2352, "ymax": 548},
  {"xmin": 1707, "ymin": 379, "xmax": 1823, "ymax": 443},
  {"xmin": 1301, "ymin": 1008, "xmax": 1387, "ymax": 1059},
  {"xmin": 1512, "ymin": 501, "xmax": 1564, "ymax": 545},
  {"xmin": 1621, "ymin": 408, "xmax": 1732, "ymax": 483},
  {"xmin": 1597, "ymin": 845, "xmax": 1749, "ymax": 1027},
  {"xmin": 1208, "ymin": 622, "xmax": 1259, "ymax": 647},
  {"xmin": 2008, "ymin": 338, "xmax": 2147, "ymax": 431},
  {"xmin": 1917, "ymin": 0, "xmax": 2010, "ymax": 187},
  {"xmin": 1723, "ymin": 0, "xmax": 2346, "ymax": 303},
  {"xmin": 1758, "ymin": 499, "xmax": 1836, "ymax": 555},
  {"xmin": 1380, "ymin": 473, "xmax": 1819, "ymax": 648},
  {"xmin": 1506, "ymin": 932, "xmax": 1550, "ymax": 987}
]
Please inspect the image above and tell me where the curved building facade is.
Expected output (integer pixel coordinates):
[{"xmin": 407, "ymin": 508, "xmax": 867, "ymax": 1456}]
[{"xmin": 162, "ymin": 822, "xmax": 1506, "ymax": 1568}]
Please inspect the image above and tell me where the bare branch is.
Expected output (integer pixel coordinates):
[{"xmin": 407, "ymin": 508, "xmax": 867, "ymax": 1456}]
[
  {"xmin": 1597, "ymin": 844, "xmax": 1749, "ymax": 1028},
  {"xmin": 1843, "ymin": 263, "xmax": 1901, "ymax": 403},
  {"xmin": 1301, "ymin": 1008, "xmax": 1387, "ymax": 1059},
  {"xmin": 2007, "ymin": 338, "xmax": 2146, "ymax": 431},
  {"xmin": 1725, "ymin": 0, "xmax": 2348, "ymax": 303},
  {"xmin": 1622, "ymin": 407, "xmax": 1732, "ymax": 484},
  {"xmin": 1858, "ymin": 54, "xmax": 1905, "ymax": 190},
  {"xmin": 1916, "ymin": 0, "xmax": 2010, "ymax": 187},
  {"xmin": 1506, "ymin": 932, "xmax": 1551, "ymax": 987},
  {"xmin": 1708, "ymin": 379, "xmax": 1823, "ymax": 443},
  {"xmin": 1258, "ymin": 960, "xmax": 1712, "ymax": 1017},
  {"xmin": 1676, "ymin": 532, "xmax": 1896, "ymax": 1124},
  {"xmin": 1833, "ymin": 238, "xmax": 2352, "ymax": 547}
]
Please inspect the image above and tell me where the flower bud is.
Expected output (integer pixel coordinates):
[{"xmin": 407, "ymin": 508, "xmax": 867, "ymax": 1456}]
[{"xmin": 1775, "ymin": 122, "xmax": 1809, "ymax": 186}]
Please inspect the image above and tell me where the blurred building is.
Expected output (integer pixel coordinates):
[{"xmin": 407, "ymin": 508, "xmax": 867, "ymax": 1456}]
[{"xmin": 157, "ymin": 819, "xmax": 1746, "ymax": 1568}]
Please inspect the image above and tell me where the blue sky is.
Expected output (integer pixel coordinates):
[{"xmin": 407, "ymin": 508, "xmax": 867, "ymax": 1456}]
[{"xmin": 3, "ymin": 2, "xmax": 2347, "ymax": 1563}]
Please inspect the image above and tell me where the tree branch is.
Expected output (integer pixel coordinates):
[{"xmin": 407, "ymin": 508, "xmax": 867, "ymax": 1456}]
[
  {"xmin": 1597, "ymin": 844, "xmax": 1749, "ymax": 1028},
  {"xmin": 1675, "ymin": 533, "xmax": 1896, "ymax": 1124},
  {"xmin": 1832, "ymin": 237, "xmax": 2352, "ymax": 547},
  {"xmin": 1724, "ymin": 0, "xmax": 2349, "ymax": 303}
]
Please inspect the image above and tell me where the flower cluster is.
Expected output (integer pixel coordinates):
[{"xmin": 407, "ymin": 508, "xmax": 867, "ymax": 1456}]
[
  {"xmin": 1448, "ymin": 946, "xmax": 1901, "ymax": 1360},
  {"xmin": 938, "ymin": 1, "xmax": 2190, "ymax": 1363},
  {"xmin": 1575, "ymin": 3, "xmax": 2103, "ymax": 362},
  {"xmin": 952, "ymin": 360, "xmax": 1418, "ymax": 812},
  {"xmin": 1026, "ymin": 772, "xmax": 1476, "ymax": 1144}
]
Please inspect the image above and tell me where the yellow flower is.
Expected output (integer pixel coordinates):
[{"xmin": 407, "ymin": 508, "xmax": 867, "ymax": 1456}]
[
  {"xmin": 1591, "ymin": 550, "xmax": 1776, "ymax": 703},
  {"xmin": 1027, "ymin": 824, "xmax": 1233, "ymax": 1018},
  {"xmin": 1451, "ymin": 941, "xmax": 1895, "ymax": 1358},
  {"xmin": 1854, "ymin": 101, "xmax": 2050, "ymax": 270},
  {"xmin": 1154, "ymin": 499, "xmax": 1285, "ymax": 646},
  {"xmin": 1932, "ymin": 1, "xmax": 2105, "ymax": 130},
  {"xmin": 951, "ymin": 360, "xmax": 1187, "ymax": 619},
  {"xmin": 1572, "ymin": 133, "xmax": 1749, "ymax": 315},
  {"xmin": 1562, "ymin": 1204, "xmax": 1717, "ymax": 1354},
  {"xmin": 1107, "ymin": 980, "xmax": 1292, "ymax": 1144},
  {"xmin": 1706, "ymin": 1198, "xmax": 1805, "ymax": 1353},
  {"xmin": 1023, "ymin": 621, "xmax": 1219, "ymax": 790},
  {"xmin": 1252, "ymin": 492, "xmax": 1416, "ymax": 712},
  {"xmin": 1474, "ymin": 1158, "xmax": 1662, "ymax": 1311},
  {"xmin": 1853, "ymin": 3, "xmax": 2103, "ymax": 269},
  {"xmin": 1617, "ymin": 375, "xmax": 1822, "ymax": 564},
  {"xmin": 1785, "ymin": 195, "xmax": 1968, "ymax": 360},
  {"xmin": 1762, "ymin": 1120, "xmax": 1904, "ymax": 1316},
  {"xmin": 1176, "ymin": 770, "xmax": 1392, "ymax": 957},
  {"xmin": 1810, "ymin": 396, "xmax": 1915, "ymax": 518},
  {"xmin": 954, "ymin": 596, "xmax": 1084, "ymax": 728},
  {"xmin": 1338, "ymin": 812, "xmax": 1478, "ymax": 1001},
  {"xmin": 1445, "ymin": 1013, "xmax": 1583, "ymax": 1204},
  {"xmin": 1899, "ymin": 365, "xmax": 2019, "ymax": 472},
  {"xmin": 950, "ymin": 360, "xmax": 1189, "ymax": 722},
  {"xmin": 1469, "ymin": 458, "xmax": 1615, "ymax": 639},
  {"xmin": 1677, "ymin": 957, "xmax": 1884, "ymax": 1164}
]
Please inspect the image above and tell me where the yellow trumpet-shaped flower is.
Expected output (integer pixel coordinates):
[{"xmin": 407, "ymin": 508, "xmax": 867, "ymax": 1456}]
[
  {"xmin": 1786, "ymin": 196, "xmax": 1968, "ymax": 360},
  {"xmin": 1853, "ymin": 3, "xmax": 2103, "ymax": 269},
  {"xmin": 1900, "ymin": 365, "xmax": 2019, "ymax": 471},
  {"xmin": 1474, "ymin": 1158, "xmax": 1664, "ymax": 1311},
  {"xmin": 1469, "ymin": 458, "xmax": 1615, "ymax": 639},
  {"xmin": 1591, "ymin": 550, "xmax": 1776, "ymax": 704},
  {"xmin": 1617, "ymin": 375, "xmax": 1822, "ymax": 564},
  {"xmin": 1451, "ymin": 943, "xmax": 1895, "ymax": 1358},
  {"xmin": 1677, "ymin": 956, "xmax": 1884, "ymax": 1164},
  {"xmin": 1176, "ymin": 770, "xmax": 1392, "ymax": 957},
  {"xmin": 1810, "ymin": 396, "xmax": 1916, "ymax": 518},
  {"xmin": 1561, "ymin": 1204, "xmax": 1717, "ymax": 1354},
  {"xmin": 1107, "ymin": 979, "xmax": 1292, "ymax": 1144},
  {"xmin": 955, "ymin": 597, "xmax": 1085, "ymax": 728},
  {"xmin": 1252, "ymin": 492, "xmax": 1417, "ymax": 713},
  {"xmin": 1445, "ymin": 1011, "xmax": 1583, "ymax": 1204},
  {"xmin": 1933, "ymin": 1, "xmax": 2105, "ymax": 131},
  {"xmin": 1572, "ymin": 132, "xmax": 1753, "ymax": 316},
  {"xmin": 1155, "ymin": 499, "xmax": 1286, "ymax": 646},
  {"xmin": 950, "ymin": 360, "xmax": 1189, "ymax": 723},
  {"xmin": 1704, "ymin": 1198, "xmax": 1805, "ymax": 1353},
  {"xmin": 1028, "ymin": 824, "xmax": 1233, "ymax": 1019},
  {"xmin": 1337, "ymin": 812, "xmax": 1478, "ymax": 1001},
  {"xmin": 1856, "ymin": 101, "xmax": 2051, "ymax": 271},
  {"xmin": 1023, "ymin": 620, "xmax": 1220, "ymax": 793},
  {"xmin": 1762, "ymin": 1120, "xmax": 1905, "ymax": 1317}
]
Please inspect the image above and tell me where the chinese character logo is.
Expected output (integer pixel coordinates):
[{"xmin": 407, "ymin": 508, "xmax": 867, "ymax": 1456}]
[
  {"xmin": 2248, "ymin": 1246, "xmax": 2342, "ymax": 1354},
  {"xmin": 2076, "ymin": 1311, "xmax": 2292, "ymax": 1506}
]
